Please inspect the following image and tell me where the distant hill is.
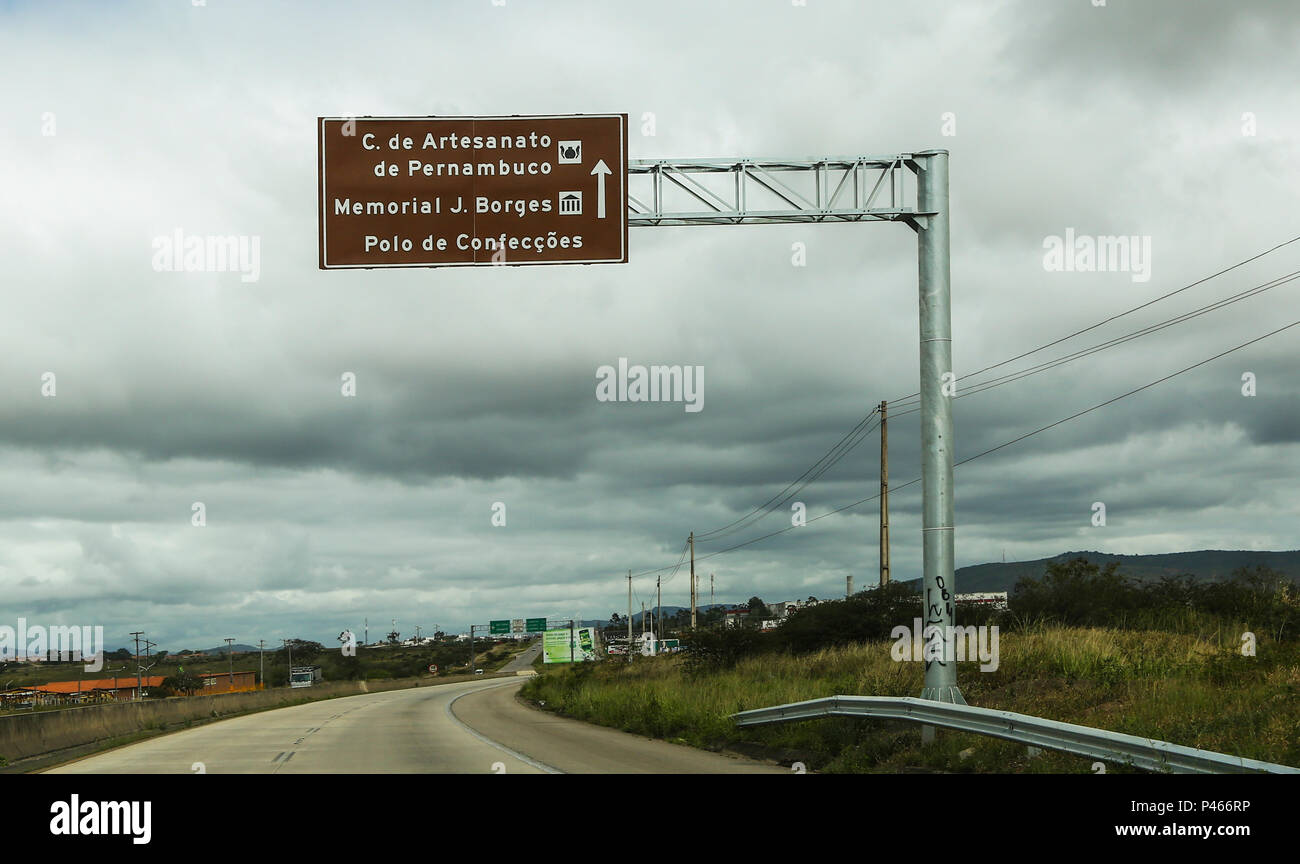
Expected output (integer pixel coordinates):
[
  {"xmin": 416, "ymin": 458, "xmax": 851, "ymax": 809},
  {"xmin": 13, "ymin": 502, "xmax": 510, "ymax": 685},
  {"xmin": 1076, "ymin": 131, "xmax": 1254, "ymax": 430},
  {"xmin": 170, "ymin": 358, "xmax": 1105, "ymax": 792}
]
[
  {"xmin": 196, "ymin": 643, "xmax": 261, "ymax": 655},
  {"xmin": 902, "ymin": 549, "xmax": 1300, "ymax": 594}
]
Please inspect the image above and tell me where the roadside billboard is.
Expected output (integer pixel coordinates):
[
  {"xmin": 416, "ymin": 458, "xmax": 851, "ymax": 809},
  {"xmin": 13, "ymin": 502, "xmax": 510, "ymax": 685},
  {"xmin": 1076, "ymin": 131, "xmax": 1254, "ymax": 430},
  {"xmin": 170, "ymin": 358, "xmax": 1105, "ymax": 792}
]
[
  {"xmin": 542, "ymin": 628, "xmax": 570, "ymax": 663},
  {"xmin": 542, "ymin": 627, "xmax": 601, "ymax": 663}
]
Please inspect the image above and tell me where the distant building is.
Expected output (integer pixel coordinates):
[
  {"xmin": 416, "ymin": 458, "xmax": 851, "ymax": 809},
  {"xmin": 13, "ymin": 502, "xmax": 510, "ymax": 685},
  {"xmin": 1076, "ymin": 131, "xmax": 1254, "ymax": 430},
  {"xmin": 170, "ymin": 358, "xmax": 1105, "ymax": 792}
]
[
  {"xmin": 766, "ymin": 599, "xmax": 818, "ymax": 619},
  {"xmin": 197, "ymin": 670, "xmax": 259, "ymax": 694},
  {"xmin": 954, "ymin": 592, "xmax": 1009, "ymax": 610},
  {"xmin": 722, "ymin": 607, "xmax": 750, "ymax": 628},
  {"xmin": 29, "ymin": 676, "xmax": 166, "ymax": 705}
]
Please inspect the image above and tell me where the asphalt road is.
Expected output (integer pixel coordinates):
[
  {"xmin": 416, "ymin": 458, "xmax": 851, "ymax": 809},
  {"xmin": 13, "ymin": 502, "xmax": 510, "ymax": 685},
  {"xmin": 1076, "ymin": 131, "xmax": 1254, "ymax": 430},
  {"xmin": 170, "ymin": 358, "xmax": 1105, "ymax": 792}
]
[
  {"xmin": 500, "ymin": 639, "xmax": 542, "ymax": 673},
  {"xmin": 45, "ymin": 677, "xmax": 785, "ymax": 774}
]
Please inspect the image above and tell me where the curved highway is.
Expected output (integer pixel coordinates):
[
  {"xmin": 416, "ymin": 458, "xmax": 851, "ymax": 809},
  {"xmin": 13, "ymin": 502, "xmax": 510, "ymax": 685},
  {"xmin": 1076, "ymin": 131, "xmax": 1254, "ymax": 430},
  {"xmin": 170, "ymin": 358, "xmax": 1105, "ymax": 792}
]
[{"xmin": 45, "ymin": 677, "xmax": 784, "ymax": 774}]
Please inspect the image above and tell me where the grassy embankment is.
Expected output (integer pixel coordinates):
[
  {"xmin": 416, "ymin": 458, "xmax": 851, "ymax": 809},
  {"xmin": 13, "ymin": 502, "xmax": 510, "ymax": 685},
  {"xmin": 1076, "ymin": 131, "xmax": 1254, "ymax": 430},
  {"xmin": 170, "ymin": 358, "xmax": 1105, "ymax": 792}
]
[{"xmin": 522, "ymin": 624, "xmax": 1300, "ymax": 773}]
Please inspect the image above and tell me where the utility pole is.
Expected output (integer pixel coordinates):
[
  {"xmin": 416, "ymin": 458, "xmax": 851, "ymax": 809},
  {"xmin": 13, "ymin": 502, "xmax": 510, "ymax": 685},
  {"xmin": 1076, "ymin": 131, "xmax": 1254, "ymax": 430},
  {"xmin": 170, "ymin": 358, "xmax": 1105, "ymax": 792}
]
[
  {"xmin": 880, "ymin": 399, "xmax": 890, "ymax": 586},
  {"xmin": 225, "ymin": 638, "xmax": 234, "ymax": 687},
  {"xmin": 130, "ymin": 631, "xmax": 143, "ymax": 701},
  {"xmin": 710, "ymin": 572, "xmax": 714, "ymax": 606},
  {"xmin": 846, "ymin": 573, "xmax": 853, "ymax": 598},
  {"xmin": 364, "ymin": 617, "xmax": 368, "ymax": 647},
  {"xmin": 415, "ymin": 625, "xmax": 422, "ymax": 644},
  {"xmin": 655, "ymin": 575, "xmax": 661, "ymax": 639},
  {"xmin": 627, "ymin": 570, "xmax": 633, "ymax": 646},
  {"xmin": 641, "ymin": 601, "xmax": 646, "ymax": 637},
  {"xmin": 689, "ymin": 532, "xmax": 696, "ymax": 629},
  {"xmin": 258, "ymin": 639, "xmax": 265, "ymax": 688}
]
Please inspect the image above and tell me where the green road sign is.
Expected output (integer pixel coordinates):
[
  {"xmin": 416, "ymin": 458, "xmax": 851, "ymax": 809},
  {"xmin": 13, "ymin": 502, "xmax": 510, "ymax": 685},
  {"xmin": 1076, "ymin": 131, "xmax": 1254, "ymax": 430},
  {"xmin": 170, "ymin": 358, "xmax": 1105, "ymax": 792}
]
[
  {"xmin": 489, "ymin": 620, "xmax": 510, "ymax": 635},
  {"xmin": 525, "ymin": 618, "xmax": 547, "ymax": 633}
]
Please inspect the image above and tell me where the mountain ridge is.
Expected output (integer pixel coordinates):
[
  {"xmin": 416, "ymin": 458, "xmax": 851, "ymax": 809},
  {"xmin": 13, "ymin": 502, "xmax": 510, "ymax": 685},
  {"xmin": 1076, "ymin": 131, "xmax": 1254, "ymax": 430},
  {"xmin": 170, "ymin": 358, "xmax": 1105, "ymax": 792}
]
[{"xmin": 905, "ymin": 548, "xmax": 1300, "ymax": 594}]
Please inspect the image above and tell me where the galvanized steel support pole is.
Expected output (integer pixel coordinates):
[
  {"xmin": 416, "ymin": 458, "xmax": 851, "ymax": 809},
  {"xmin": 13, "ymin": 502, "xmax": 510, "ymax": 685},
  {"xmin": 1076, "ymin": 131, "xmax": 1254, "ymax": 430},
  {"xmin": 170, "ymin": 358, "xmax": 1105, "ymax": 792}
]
[
  {"xmin": 913, "ymin": 150, "xmax": 964, "ymax": 708},
  {"xmin": 879, "ymin": 399, "xmax": 890, "ymax": 586}
]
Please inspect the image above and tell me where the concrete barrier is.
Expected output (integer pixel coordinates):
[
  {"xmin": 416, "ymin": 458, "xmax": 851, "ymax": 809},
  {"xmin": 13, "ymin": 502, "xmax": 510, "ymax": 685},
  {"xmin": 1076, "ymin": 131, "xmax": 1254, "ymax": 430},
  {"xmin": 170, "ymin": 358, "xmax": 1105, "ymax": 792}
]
[{"xmin": 0, "ymin": 672, "xmax": 512, "ymax": 768}]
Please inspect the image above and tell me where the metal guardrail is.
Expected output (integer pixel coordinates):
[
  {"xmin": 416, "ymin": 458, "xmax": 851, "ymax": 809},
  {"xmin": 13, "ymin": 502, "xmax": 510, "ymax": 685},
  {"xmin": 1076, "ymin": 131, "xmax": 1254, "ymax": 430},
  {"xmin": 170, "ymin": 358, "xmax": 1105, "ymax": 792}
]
[{"xmin": 733, "ymin": 696, "xmax": 1300, "ymax": 774}]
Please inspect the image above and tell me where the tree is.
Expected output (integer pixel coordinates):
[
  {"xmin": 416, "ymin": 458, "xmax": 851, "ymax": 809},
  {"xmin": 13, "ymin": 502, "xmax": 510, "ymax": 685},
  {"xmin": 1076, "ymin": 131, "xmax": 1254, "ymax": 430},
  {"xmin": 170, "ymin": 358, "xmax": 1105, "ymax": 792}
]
[
  {"xmin": 772, "ymin": 582, "xmax": 923, "ymax": 653},
  {"xmin": 287, "ymin": 639, "xmax": 324, "ymax": 664},
  {"xmin": 1198, "ymin": 565, "xmax": 1297, "ymax": 637},
  {"xmin": 1010, "ymin": 557, "xmax": 1140, "ymax": 626},
  {"xmin": 684, "ymin": 627, "xmax": 768, "ymax": 673},
  {"xmin": 160, "ymin": 668, "xmax": 204, "ymax": 696},
  {"xmin": 747, "ymin": 596, "xmax": 769, "ymax": 619}
]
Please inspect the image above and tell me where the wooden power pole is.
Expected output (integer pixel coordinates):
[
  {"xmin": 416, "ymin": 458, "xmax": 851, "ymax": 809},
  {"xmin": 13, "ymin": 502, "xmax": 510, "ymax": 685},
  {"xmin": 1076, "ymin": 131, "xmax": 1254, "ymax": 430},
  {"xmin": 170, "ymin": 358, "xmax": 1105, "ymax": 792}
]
[
  {"xmin": 656, "ymin": 575, "xmax": 662, "ymax": 639},
  {"xmin": 689, "ymin": 532, "xmax": 696, "ymax": 628},
  {"xmin": 880, "ymin": 400, "xmax": 890, "ymax": 586},
  {"xmin": 627, "ymin": 570, "xmax": 633, "ymax": 645}
]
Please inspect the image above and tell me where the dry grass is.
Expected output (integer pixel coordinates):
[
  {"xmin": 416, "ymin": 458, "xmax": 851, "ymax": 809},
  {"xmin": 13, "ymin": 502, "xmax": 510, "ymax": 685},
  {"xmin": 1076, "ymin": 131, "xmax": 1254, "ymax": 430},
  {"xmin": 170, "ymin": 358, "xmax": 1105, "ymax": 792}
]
[{"xmin": 523, "ymin": 625, "xmax": 1300, "ymax": 773}]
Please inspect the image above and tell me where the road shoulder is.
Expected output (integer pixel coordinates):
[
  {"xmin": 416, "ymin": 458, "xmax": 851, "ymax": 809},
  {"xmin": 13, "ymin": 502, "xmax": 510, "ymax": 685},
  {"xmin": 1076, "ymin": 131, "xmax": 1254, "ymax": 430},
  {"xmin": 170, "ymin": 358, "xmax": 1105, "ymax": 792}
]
[{"xmin": 450, "ymin": 679, "xmax": 786, "ymax": 774}]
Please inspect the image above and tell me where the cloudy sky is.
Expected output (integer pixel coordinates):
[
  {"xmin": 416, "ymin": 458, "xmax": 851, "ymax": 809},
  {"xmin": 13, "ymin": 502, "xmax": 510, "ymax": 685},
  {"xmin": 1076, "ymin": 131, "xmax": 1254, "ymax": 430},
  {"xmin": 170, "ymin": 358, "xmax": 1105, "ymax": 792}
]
[{"xmin": 2, "ymin": 0, "xmax": 1298, "ymax": 651}]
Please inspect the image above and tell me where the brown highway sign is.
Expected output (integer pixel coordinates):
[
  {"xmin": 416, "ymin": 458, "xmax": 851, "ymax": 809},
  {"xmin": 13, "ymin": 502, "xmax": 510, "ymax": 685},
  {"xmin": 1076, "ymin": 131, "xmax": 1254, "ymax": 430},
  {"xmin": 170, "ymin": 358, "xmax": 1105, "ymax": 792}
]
[{"xmin": 318, "ymin": 114, "xmax": 628, "ymax": 269}]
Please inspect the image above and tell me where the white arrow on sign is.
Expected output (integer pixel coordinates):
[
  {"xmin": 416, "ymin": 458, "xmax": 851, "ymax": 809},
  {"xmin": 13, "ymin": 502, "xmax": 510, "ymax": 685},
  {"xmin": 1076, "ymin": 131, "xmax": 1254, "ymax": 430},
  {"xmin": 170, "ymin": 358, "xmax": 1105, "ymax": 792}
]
[{"xmin": 590, "ymin": 159, "xmax": 611, "ymax": 219}]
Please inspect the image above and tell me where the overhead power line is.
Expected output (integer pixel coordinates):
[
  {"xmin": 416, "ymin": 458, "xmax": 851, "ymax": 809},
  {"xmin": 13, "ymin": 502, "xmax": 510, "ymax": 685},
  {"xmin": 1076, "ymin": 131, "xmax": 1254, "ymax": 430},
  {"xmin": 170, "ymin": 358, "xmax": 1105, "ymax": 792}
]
[
  {"xmin": 694, "ymin": 407, "xmax": 879, "ymax": 541},
  {"xmin": 696, "ymin": 413, "xmax": 881, "ymax": 543},
  {"xmin": 658, "ymin": 539, "xmax": 690, "ymax": 586},
  {"xmin": 889, "ymin": 233, "xmax": 1300, "ymax": 406},
  {"xmin": 886, "ymin": 268, "xmax": 1300, "ymax": 419},
  {"xmin": 692, "ymin": 242, "xmax": 1300, "ymax": 549},
  {"xmin": 634, "ymin": 241, "xmax": 1300, "ymax": 579},
  {"xmin": 628, "ymin": 317, "xmax": 1299, "ymax": 578}
]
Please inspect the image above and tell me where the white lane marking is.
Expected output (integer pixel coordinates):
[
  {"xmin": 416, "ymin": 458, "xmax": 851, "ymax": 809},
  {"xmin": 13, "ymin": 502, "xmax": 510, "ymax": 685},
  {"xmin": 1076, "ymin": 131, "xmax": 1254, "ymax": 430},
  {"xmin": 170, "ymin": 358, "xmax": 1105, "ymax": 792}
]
[{"xmin": 445, "ymin": 681, "xmax": 563, "ymax": 775}]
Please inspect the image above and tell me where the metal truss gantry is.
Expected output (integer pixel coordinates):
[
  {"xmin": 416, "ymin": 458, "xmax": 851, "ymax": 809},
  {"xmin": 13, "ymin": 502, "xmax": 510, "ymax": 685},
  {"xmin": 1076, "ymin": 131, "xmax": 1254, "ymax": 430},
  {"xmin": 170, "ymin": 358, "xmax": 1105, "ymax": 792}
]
[
  {"xmin": 628, "ymin": 151, "xmax": 962, "ymax": 706},
  {"xmin": 626, "ymin": 154, "xmax": 932, "ymax": 227}
]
